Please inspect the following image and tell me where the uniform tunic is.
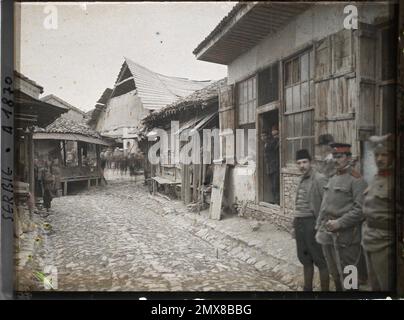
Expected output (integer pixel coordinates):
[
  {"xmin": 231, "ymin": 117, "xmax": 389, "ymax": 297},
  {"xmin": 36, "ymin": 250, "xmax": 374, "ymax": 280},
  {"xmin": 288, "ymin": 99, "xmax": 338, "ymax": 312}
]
[
  {"xmin": 315, "ymin": 166, "xmax": 367, "ymax": 289},
  {"xmin": 362, "ymin": 171, "xmax": 394, "ymax": 291}
]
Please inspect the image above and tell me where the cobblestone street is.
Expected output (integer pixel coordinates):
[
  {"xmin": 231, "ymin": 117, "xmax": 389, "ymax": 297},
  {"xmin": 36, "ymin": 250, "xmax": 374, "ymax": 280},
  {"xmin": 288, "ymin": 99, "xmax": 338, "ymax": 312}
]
[{"xmin": 36, "ymin": 179, "xmax": 288, "ymax": 291}]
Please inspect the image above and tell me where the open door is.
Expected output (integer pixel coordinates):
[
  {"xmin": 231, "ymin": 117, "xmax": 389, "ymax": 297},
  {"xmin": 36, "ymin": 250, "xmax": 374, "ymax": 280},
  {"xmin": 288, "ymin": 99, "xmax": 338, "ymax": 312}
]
[{"xmin": 258, "ymin": 110, "xmax": 280, "ymax": 205}]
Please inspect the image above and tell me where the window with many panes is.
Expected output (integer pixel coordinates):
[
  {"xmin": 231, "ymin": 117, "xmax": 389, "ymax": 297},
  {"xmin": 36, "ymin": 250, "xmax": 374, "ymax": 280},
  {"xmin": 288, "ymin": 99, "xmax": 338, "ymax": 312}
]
[
  {"xmin": 237, "ymin": 76, "xmax": 257, "ymax": 125},
  {"xmin": 284, "ymin": 49, "xmax": 315, "ymax": 164}
]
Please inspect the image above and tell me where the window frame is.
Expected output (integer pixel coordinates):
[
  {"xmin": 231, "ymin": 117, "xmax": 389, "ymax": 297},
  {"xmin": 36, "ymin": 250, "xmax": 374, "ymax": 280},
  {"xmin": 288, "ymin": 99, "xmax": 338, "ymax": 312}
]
[
  {"xmin": 283, "ymin": 48, "xmax": 315, "ymax": 165},
  {"xmin": 236, "ymin": 75, "xmax": 257, "ymax": 126}
]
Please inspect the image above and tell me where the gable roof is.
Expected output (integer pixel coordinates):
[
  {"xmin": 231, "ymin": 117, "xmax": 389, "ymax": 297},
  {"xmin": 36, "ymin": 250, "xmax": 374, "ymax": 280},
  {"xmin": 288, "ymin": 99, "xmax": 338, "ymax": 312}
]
[
  {"xmin": 87, "ymin": 88, "xmax": 113, "ymax": 128},
  {"xmin": 41, "ymin": 94, "xmax": 87, "ymax": 116},
  {"xmin": 114, "ymin": 58, "xmax": 212, "ymax": 111}
]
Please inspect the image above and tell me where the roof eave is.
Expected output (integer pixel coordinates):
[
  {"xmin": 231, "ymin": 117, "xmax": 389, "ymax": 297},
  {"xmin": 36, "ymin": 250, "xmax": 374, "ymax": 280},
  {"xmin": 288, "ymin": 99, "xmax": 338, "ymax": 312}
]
[{"xmin": 194, "ymin": 2, "xmax": 312, "ymax": 65}]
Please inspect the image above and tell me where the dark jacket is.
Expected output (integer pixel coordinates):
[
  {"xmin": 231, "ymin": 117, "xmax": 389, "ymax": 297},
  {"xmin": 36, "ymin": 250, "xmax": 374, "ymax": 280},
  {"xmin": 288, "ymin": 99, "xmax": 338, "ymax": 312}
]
[{"xmin": 294, "ymin": 168, "xmax": 328, "ymax": 219}]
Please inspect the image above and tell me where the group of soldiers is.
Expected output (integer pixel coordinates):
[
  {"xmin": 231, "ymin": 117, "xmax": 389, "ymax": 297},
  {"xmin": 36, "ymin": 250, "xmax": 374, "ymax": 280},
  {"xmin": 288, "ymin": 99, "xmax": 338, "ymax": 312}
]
[
  {"xmin": 292, "ymin": 133, "xmax": 394, "ymax": 291},
  {"xmin": 100, "ymin": 148, "xmax": 145, "ymax": 177}
]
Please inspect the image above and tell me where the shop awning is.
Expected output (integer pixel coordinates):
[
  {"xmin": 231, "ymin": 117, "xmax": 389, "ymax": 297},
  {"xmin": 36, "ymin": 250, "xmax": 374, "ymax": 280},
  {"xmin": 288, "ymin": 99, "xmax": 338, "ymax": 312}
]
[{"xmin": 33, "ymin": 132, "xmax": 111, "ymax": 146}]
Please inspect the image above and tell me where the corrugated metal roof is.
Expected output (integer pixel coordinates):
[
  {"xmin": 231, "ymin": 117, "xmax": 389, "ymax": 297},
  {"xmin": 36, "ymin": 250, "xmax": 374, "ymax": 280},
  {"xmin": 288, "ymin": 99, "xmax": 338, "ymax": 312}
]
[{"xmin": 124, "ymin": 58, "xmax": 212, "ymax": 110}]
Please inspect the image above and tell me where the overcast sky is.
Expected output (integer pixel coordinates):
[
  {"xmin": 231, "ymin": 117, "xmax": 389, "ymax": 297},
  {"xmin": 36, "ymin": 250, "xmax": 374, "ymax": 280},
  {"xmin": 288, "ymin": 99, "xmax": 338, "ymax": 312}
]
[{"xmin": 16, "ymin": 2, "xmax": 234, "ymax": 111}]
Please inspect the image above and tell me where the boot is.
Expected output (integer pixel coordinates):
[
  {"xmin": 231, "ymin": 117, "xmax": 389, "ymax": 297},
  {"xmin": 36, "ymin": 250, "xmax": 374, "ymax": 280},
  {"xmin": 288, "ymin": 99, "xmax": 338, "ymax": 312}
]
[
  {"xmin": 319, "ymin": 267, "xmax": 330, "ymax": 291},
  {"xmin": 303, "ymin": 265, "xmax": 314, "ymax": 291}
]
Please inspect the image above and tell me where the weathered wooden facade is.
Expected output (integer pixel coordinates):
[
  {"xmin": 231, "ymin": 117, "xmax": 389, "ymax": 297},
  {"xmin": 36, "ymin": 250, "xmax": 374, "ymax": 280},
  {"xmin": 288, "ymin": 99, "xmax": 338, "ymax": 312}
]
[
  {"xmin": 194, "ymin": 2, "xmax": 397, "ymax": 228},
  {"xmin": 14, "ymin": 71, "xmax": 68, "ymax": 196},
  {"xmin": 93, "ymin": 58, "xmax": 212, "ymax": 156},
  {"xmin": 141, "ymin": 79, "xmax": 225, "ymax": 207},
  {"xmin": 33, "ymin": 117, "xmax": 110, "ymax": 195}
]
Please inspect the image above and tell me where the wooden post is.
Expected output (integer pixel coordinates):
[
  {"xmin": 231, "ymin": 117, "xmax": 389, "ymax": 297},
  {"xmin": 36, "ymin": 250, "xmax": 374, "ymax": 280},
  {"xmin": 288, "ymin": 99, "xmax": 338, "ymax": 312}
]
[
  {"xmin": 87, "ymin": 179, "xmax": 91, "ymax": 190},
  {"xmin": 184, "ymin": 165, "xmax": 191, "ymax": 205},
  {"xmin": 64, "ymin": 181, "xmax": 68, "ymax": 196},
  {"xmin": 62, "ymin": 140, "xmax": 67, "ymax": 166},
  {"xmin": 28, "ymin": 132, "xmax": 35, "ymax": 195},
  {"xmin": 77, "ymin": 142, "xmax": 82, "ymax": 167}
]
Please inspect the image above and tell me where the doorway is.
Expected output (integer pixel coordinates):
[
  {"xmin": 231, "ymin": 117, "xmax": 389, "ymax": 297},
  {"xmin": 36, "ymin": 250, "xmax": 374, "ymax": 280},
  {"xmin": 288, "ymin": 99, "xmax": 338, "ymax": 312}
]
[{"xmin": 259, "ymin": 109, "xmax": 280, "ymax": 205}]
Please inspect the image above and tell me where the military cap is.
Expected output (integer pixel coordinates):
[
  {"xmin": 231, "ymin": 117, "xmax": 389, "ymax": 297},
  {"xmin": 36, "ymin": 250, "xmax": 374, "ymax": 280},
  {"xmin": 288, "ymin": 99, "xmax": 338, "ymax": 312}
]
[
  {"xmin": 329, "ymin": 143, "xmax": 351, "ymax": 154},
  {"xmin": 369, "ymin": 133, "xmax": 394, "ymax": 153},
  {"xmin": 296, "ymin": 149, "xmax": 312, "ymax": 161}
]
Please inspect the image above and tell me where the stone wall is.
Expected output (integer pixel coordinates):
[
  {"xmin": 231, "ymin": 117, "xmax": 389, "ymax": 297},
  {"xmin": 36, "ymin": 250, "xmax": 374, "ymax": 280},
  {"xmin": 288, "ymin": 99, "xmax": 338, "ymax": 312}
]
[{"xmin": 282, "ymin": 171, "xmax": 300, "ymax": 219}]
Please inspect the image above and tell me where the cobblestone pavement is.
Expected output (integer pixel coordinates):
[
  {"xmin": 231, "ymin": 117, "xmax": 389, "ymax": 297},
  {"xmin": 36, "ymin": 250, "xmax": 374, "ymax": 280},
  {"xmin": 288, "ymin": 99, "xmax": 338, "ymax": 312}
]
[{"xmin": 37, "ymin": 180, "xmax": 289, "ymax": 291}]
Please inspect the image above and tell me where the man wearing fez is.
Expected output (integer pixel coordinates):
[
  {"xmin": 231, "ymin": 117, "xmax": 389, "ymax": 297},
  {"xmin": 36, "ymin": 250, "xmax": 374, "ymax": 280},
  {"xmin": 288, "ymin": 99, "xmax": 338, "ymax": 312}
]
[
  {"xmin": 315, "ymin": 143, "xmax": 367, "ymax": 290},
  {"xmin": 294, "ymin": 149, "xmax": 330, "ymax": 291},
  {"xmin": 362, "ymin": 134, "xmax": 395, "ymax": 291}
]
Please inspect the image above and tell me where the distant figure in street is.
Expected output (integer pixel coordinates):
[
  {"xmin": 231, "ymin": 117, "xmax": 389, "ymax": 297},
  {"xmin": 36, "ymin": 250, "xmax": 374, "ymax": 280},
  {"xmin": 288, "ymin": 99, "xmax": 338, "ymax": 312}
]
[
  {"xmin": 362, "ymin": 134, "xmax": 395, "ymax": 291},
  {"xmin": 42, "ymin": 161, "xmax": 55, "ymax": 212},
  {"xmin": 294, "ymin": 149, "xmax": 330, "ymax": 291},
  {"xmin": 316, "ymin": 143, "xmax": 367, "ymax": 290}
]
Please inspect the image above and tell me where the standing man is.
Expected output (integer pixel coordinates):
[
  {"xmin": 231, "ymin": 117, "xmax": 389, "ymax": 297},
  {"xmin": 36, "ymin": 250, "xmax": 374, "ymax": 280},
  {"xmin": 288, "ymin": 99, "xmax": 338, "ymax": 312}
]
[
  {"xmin": 294, "ymin": 149, "xmax": 330, "ymax": 291},
  {"xmin": 362, "ymin": 134, "xmax": 395, "ymax": 291},
  {"xmin": 267, "ymin": 124, "xmax": 280, "ymax": 204},
  {"xmin": 316, "ymin": 143, "xmax": 367, "ymax": 290}
]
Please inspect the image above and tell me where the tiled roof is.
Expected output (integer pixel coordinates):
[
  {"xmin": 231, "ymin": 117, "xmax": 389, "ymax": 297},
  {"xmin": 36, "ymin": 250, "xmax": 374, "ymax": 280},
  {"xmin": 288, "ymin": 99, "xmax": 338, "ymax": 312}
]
[
  {"xmin": 142, "ymin": 78, "xmax": 226, "ymax": 125},
  {"xmin": 35, "ymin": 117, "xmax": 102, "ymax": 139},
  {"xmin": 123, "ymin": 58, "xmax": 212, "ymax": 110}
]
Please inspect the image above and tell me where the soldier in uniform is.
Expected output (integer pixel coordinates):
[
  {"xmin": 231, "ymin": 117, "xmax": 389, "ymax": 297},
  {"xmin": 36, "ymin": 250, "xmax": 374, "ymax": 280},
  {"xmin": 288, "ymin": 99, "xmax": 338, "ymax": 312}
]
[
  {"xmin": 315, "ymin": 143, "xmax": 367, "ymax": 290},
  {"xmin": 362, "ymin": 134, "xmax": 395, "ymax": 291},
  {"xmin": 294, "ymin": 149, "xmax": 330, "ymax": 291}
]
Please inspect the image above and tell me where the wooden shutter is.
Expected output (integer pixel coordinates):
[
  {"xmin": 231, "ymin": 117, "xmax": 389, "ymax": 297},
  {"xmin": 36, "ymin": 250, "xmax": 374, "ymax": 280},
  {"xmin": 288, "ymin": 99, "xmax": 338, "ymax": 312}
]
[
  {"xmin": 314, "ymin": 29, "xmax": 358, "ymax": 157},
  {"xmin": 218, "ymin": 84, "xmax": 235, "ymax": 163}
]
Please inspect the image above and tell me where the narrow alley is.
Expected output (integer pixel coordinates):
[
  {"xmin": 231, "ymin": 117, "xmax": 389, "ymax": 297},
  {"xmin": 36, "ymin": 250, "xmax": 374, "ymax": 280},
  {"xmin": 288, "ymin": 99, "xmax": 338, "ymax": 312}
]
[{"xmin": 32, "ymin": 179, "xmax": 290, "ymax": 291}]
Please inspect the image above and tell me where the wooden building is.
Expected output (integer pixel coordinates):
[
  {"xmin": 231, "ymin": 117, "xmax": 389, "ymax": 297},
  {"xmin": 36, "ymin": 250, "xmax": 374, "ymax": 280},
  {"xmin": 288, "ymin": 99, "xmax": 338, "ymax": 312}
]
[
  {"xmin": 41, "ymin": 94, "xmax": 88, "ymax": 123},
  {"xmin": 33, "ymin": 117, "xmax": 110, "ymax": 195},
  {"xmin": 92, "ymin": 58, "xmax": 212, "ymax": 155},
  {"xmin": 141, "ymin": 78, "xmax": 226, "ymax": 206},
  {"xmin": 193, "ymin": 2, "xmax": 397, "ymax": 227},
  {"xmin": 14, "ymin": 71, "xmax": 68, "ymax": 196}
]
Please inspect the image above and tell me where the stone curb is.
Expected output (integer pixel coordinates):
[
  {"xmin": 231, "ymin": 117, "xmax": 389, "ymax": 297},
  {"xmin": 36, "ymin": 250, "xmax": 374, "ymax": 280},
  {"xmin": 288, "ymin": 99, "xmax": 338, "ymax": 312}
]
[{"xmin": 147, "ymin": 195, "xmax": 306, "ymax": 291}]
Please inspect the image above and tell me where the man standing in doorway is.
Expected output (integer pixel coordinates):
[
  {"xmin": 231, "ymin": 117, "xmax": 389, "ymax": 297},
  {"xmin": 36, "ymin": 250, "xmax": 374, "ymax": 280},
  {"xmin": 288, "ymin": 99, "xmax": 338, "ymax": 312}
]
[
  {"xmin": 267, "ymin": 124, "xmax": 280, "ymax": 204},
  {"xmin": 362, "ymin": 134, "xmax": 395, "ymax": 291},
  {"xmin": 294, "ymin": 149, "xmax": 330, "ymax": 291},
  {"xmin": 316, "ymin": 143, "xmax": 367, "ymax": 290}
]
